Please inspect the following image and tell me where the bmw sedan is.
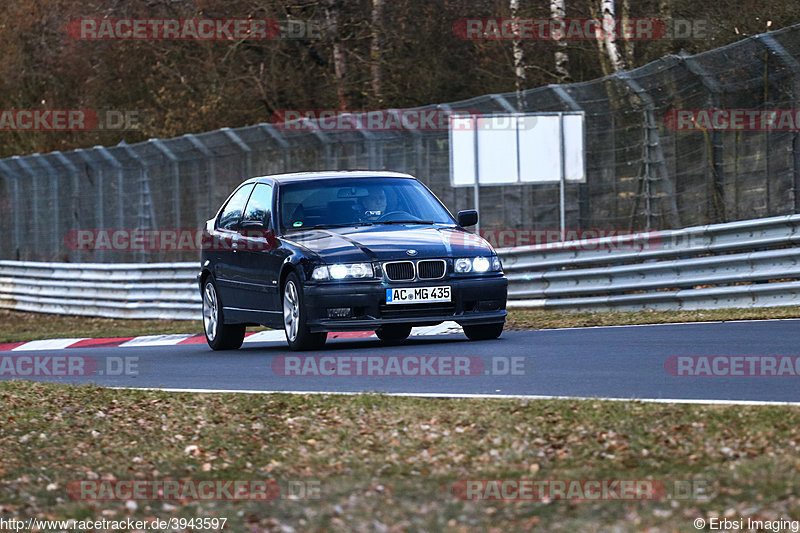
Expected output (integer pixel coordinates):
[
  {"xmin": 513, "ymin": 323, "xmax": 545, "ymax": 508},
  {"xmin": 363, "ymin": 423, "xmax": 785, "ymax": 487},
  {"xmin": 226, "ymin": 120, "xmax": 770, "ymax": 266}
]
[{"xmin": 198, "ymin": 171, "xmax": 507, "ymax": 350}]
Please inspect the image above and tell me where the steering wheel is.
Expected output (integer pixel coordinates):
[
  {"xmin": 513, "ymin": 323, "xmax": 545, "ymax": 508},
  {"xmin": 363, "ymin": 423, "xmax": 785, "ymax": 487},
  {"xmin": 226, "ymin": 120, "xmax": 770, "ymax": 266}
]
[{"xmin": 377, "ymin": 210, "xmax": 416, "ymax": 222}]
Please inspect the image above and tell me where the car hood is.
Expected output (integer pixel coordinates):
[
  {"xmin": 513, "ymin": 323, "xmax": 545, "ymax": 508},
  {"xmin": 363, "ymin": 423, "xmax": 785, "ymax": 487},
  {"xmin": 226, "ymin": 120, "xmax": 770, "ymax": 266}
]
[{"xmin": 282, "ymin": 225, "xmax": 494, "ymax": 262}]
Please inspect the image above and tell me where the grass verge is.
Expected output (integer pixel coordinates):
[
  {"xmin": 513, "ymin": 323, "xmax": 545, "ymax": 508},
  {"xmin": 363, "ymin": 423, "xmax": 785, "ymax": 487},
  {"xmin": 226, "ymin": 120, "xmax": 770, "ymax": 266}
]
[
  {"xmin": 2, "ymin": 306, "xmax": 800, "ymax": 344},
  {"xmin": 0, "ymin": 381, "xmax": 798, "ymax": 531}
]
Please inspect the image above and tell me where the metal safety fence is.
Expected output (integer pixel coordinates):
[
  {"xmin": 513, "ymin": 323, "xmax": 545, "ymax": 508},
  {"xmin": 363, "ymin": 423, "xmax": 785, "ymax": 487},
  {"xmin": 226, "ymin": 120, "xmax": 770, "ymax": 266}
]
[
  {"xmin": 3, "ymin": 24, "xmax": 800, "ymax": 263},
  {"xmin": 1, "ymin": 214, "xmax": 798, "ymax": 319}
]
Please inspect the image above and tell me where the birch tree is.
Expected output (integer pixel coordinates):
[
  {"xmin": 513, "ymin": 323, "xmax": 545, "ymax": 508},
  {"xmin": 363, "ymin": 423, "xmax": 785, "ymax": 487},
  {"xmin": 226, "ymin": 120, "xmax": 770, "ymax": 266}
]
[
  {"xmin": 550, "ymin": 0, "xmax": 571, "ymax": 82},
  {"xmin": 510, "ymin": 0, "xmax": 525, "ymax": 108},
  {"xmin": 370, "ymin": 0, "xmax": 383, "ymax": 105},
  {"xmin": 324, "ymin": 0, "xmax": 349, "ymax": 110},
  {"xmin": 601, "ymin": 0, "xmax": 627, "ymax": 72}
]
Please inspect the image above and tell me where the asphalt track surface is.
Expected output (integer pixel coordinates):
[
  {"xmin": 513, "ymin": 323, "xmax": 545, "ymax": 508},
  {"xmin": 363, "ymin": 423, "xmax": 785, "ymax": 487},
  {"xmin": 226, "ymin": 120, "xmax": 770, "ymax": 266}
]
[{"xmin": 1, "ymin": 319, "xmax": 799, "ymax": 404}]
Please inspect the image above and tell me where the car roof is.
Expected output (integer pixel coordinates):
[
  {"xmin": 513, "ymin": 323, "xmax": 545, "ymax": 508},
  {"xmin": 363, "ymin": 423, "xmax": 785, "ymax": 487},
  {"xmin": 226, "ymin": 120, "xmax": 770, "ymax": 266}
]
[{"xmin": 242, "ymin": 170, "xmax": 416, "ymax": 186}]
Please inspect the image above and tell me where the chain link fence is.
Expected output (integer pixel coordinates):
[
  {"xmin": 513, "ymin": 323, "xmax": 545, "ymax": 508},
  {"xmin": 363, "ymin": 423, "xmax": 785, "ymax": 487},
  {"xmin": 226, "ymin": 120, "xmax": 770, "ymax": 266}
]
[{"xmin": 2, "ymin": 24, "xmax": 800, "ymax": 263}]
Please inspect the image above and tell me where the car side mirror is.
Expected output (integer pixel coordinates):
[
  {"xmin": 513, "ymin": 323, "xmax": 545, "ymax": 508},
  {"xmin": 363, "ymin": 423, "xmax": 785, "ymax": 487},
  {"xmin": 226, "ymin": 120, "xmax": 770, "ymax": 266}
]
[{"xmin": 457, "ymin": 210, "xmax": 478, "ymax": 227}]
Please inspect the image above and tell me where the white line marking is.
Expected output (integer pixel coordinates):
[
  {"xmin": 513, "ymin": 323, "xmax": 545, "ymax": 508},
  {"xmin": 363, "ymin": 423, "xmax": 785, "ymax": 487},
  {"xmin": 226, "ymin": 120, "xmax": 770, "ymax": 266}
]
[
  {"xmin": 243, "ymin": 330, "xmax": 287, "ymax": 343},
  {"xmin": 410, "ymin": 321, "xmax": 462, "ymax": 336},
  {"xmin": 118, "ymin": 334, "xmax": 194, "ymax": 347},
  {"xmin": 106, "ymin": 387, "xmax": 800, "ymax": 406},
  {"xmin": 12, "ymin": 338, "xmax": 87, "ymax": 351},
  {"xmin": 526, "ymin": 317, "xmax": 800, "ymax": 333}
]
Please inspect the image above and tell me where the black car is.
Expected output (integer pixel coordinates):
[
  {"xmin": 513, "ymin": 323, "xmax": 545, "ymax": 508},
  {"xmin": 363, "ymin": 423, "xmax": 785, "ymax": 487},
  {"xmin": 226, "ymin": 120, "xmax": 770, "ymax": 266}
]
[{"xmin": 198, "ymin": 171, "xmax": 507, "ymax": 350}]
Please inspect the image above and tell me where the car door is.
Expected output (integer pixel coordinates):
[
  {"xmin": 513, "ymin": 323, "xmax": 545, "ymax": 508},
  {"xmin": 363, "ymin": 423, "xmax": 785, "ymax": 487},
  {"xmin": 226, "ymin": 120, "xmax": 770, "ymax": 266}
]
[
  {"xmin": 237, "ymin": 182, "xmax": 286, "ymax": 315},
  {"xmin": 211, "ymin": 183, "xmax": 254, "ymax": 307}
]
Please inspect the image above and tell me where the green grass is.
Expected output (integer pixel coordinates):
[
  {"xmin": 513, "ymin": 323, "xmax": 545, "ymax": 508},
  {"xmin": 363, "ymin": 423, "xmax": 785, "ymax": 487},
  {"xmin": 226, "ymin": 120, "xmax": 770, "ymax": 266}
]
[
  {"xmin": 2, "ymin": 306, "xmax": 800, "ymax": 344},
  {"xmin": 0, "ymin": 381, "xmax": 798, "ymax": 531}
]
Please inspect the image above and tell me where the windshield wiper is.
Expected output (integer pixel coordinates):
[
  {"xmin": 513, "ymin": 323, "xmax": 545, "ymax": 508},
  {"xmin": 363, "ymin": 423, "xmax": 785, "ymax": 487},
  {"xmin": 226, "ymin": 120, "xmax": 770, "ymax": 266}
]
[
  {"xmin": 374, "ymin": 220, "xmax": 436, "ymax": 225},
  {"xmin": 289, "ymin": 222, "xmax": 374, "ymax": 231}
]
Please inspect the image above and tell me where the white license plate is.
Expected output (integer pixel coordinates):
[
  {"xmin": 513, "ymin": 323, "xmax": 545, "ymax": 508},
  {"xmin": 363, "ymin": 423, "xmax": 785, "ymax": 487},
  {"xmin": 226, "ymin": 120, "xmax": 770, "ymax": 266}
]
[{"xmin": 386, "ymin": 286, "xmax": 451, "ymax": 304}]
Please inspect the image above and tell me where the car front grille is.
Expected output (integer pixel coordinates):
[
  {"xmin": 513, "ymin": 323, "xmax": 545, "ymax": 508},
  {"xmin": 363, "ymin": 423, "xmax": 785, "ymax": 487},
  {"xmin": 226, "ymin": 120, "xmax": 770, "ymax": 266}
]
[
  {"xmin": 417, "ymin": 259, "xmax": 446, "ymax": 279},
  {"xmin": 384, "ymin": 261, "xmax": 414, "ymax": 281}
]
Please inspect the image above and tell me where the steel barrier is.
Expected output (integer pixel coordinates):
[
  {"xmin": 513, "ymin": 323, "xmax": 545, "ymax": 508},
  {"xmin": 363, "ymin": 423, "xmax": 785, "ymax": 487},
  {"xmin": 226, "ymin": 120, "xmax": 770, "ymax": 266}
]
[{"xmin": 0, "ymin": 214, "xmax": 799, "ymax": 319}]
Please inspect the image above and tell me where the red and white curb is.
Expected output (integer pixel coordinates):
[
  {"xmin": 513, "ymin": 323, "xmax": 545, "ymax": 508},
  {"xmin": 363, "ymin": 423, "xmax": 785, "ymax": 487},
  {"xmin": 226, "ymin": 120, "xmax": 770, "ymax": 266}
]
[{"xmin": 0, "ymin": 322, "xmax": 464, "ymax": 352}]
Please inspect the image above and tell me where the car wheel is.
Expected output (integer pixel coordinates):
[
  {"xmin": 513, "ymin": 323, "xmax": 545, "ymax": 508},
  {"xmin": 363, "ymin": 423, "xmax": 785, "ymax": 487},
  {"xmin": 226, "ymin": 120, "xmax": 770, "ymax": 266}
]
[
  {"xmin": 202, "ymin": 277, "xmax": 246, "ymax": 350},
  {"xmin": 283, "ymin": 272, "xmax": 327, "ymax": 351},
  {"xmin": 375, "ymin": 324, "xmax": 412, "ymax": 343},
  {"xmin": 463, "ymin": 322, "xmax": 504, "ymax": 341}
]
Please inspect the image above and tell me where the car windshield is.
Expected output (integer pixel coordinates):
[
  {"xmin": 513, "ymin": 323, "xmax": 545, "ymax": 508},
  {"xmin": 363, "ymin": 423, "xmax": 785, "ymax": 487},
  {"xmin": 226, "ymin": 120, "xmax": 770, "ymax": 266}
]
[{"xmin": 278, "ymin": 177, "xmax": 455, "ymax": 232}]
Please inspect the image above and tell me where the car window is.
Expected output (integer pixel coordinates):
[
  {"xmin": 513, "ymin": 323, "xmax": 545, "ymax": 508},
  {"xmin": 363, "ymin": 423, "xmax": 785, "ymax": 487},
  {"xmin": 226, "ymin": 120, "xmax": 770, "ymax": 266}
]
[
  {"xmin": 242, "ymin": 183, "xmax": 274, "ymax": 229},
  {"xmin": 278, "ymin": 177, "xmax": 454, "ymax": 231},
  {"xmin": 218, "ymin": 184, "xmax": 254, "ymax": 230}
]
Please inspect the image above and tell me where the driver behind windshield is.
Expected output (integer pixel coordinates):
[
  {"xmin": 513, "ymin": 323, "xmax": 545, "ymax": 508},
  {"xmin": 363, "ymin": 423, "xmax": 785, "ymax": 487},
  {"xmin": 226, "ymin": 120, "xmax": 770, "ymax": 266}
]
[{"xmin": 360, "ymin": 188, "xmax": 388, "ymax": 221}]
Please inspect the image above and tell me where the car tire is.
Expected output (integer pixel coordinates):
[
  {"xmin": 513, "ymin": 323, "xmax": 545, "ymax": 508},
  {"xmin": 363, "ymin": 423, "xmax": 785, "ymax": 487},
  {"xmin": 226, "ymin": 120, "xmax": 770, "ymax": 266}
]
[
  {"xmin": 202, "ymin": 277, "xmax": 246, "ymax": 350},
  {"xmin": 283, "ymin": 272, "xmax": 327, "ymax": 351},
  {"xmin": 375, "ymin": 324, "xmax": 412, "ymax": 343},
  {"xmin": 463, "ymin": 322, "xmax": 504, "ymax": 341}
]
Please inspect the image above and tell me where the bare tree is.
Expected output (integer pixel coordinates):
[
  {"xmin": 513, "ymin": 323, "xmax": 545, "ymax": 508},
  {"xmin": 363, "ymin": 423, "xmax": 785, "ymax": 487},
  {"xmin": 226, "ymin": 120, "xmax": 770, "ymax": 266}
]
[
  {"xmin": 621, "ymin": 0, "xmax": 634, "ymax": 66},
  {"xmin": 510, "ymin": 0, "xmax": 525, "ymax": 109},
  {"xmin": 324, "ymin": 0, "xmax": 349, "ymax": 110},
  {"xmin": 601, "ymin": 0, "xmax": 627, "ymax": 72},
  {"xmin": 550, "ymin": 0, "xmax": 571, "ymax": 82},
  {"xmin": 370, "ymin": 0, "xmax": 384, "ymax": 105}
]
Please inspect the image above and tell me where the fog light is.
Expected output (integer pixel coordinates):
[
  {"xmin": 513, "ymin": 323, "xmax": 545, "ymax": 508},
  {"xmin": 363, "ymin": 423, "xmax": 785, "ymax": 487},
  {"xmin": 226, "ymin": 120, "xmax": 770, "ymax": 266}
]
[{"xmin": 327, "ymin": 307, "xmax": 352, "ymax": 318}]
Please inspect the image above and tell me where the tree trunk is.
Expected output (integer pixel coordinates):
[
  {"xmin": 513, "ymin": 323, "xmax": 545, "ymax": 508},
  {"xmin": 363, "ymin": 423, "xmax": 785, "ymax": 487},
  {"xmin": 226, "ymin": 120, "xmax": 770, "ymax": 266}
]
[
  {"xmin": 621, "ymin": 0, "xmax": 634, "ymax": 67},
  {"xmin": 370, "ymin": 0, "xmax": 383, "ymax": 106},
  {"xmin": 601, "ymin": 0, "xmax": 626, "ymax": 72},
  {"xmin": 324, "ymin": 1, "xmax": 349, "ymax": 110},
  {"xmin": 510, "ymin": 0, "xmax": 525, "ymax": 109},
  {"xmin": 550, "ymin": 0, "xmax": 570, "ymax": 83}
]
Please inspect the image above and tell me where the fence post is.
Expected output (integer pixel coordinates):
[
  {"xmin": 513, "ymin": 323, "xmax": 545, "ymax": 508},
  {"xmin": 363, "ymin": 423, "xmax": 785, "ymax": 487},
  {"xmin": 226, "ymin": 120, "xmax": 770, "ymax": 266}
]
[
  {"xmin": 52, "ymin": 152, "xmax": 80, "ymax": 262},
  {"xmin": 220, "ymin": 127, "xmax": 253, "ymax": 178},
  {"xmin": 616, "ymin": 72, "xmax": 681, "ymax": 230},
  {"xmin": 11, "ymin": 156, "xmax": 42, "ymax": 259},
  {"xmin": 182, "ymin": 133, "xmax": 217, "ymax": 217},
  {"xmin": 758, "ymin": 34, "xmax": 800, "ymax": 215},
  {"xmin": 150, "ymin": 139, "xmax": 181, "ymax": 229},
  {"xmin": 548, "ymin": 85, "xmax": 590, "ymax": 231},
  {"xmin": 30, "ymin": 154, "xmax": 61, "ymax": 259},
  {"xmin": 258, "ymin": 124, "xmax": 290, "ymax": 172},
  {"xmin": 680, "ymin": 52, "xmax": 726, "ymax": 223},
  {"xmin": 118, "ymin": 145, "xmax": 158, "ymax": 263},
  {"xmin": 0, "ymin": 160, "xmax": 20, "ymax": 259}
]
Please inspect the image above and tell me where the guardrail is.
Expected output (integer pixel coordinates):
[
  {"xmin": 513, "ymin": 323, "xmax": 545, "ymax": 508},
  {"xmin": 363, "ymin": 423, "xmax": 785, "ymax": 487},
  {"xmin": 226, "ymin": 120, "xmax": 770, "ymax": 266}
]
[
  {"xmin": 0, "ymin": 262, "xmax": 200, "ymax": 320},
  {"xmin": 500, "ymin": 214, "xmax": 800, "ymax": 311},
  {"xmin": 1, "ymin": 214, "xmax": 799, "ymax": 319}
]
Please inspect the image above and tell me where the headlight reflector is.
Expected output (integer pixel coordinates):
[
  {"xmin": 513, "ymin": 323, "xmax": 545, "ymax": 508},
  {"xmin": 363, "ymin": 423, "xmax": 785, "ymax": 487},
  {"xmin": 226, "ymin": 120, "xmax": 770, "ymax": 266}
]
[
  {"xmin": 472, "ymin": 256, "xmax": 490, "ymax": 272},
  {"xmin": 454, "ymin": 257, "xmax": 473, "ymax": 273},
  {"xmin": 454, "ymin": 256, "xmax": 502, "ymax": 274},
  {"xmin": 312, "ymin": 263, "xmax": 374, "ymax": 281}
]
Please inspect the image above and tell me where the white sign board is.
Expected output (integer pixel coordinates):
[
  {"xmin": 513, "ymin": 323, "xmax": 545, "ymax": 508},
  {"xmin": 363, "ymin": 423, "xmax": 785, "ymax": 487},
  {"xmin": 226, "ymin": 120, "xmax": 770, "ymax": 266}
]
[{"xmin": 449, "ymin": 112, "xmax": 585, "ymax": 186}]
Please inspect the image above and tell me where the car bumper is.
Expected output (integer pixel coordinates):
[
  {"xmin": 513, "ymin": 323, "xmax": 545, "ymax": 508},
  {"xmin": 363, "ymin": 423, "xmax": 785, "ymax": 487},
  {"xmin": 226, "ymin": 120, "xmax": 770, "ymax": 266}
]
[{"xmin": 303, "ymin": 275, "xmax": 507, "ymax": 332}]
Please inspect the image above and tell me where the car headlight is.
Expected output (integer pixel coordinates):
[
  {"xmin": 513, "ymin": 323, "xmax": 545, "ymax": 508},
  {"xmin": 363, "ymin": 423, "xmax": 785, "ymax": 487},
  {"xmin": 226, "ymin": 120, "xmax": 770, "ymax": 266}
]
[
  {"xmin": 312, "ymin": 263, "xmax": 374, "ymax": 280},
  {"xmin": 454, "ymin": 256, "xmax": 502, "ymax": 274}
]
